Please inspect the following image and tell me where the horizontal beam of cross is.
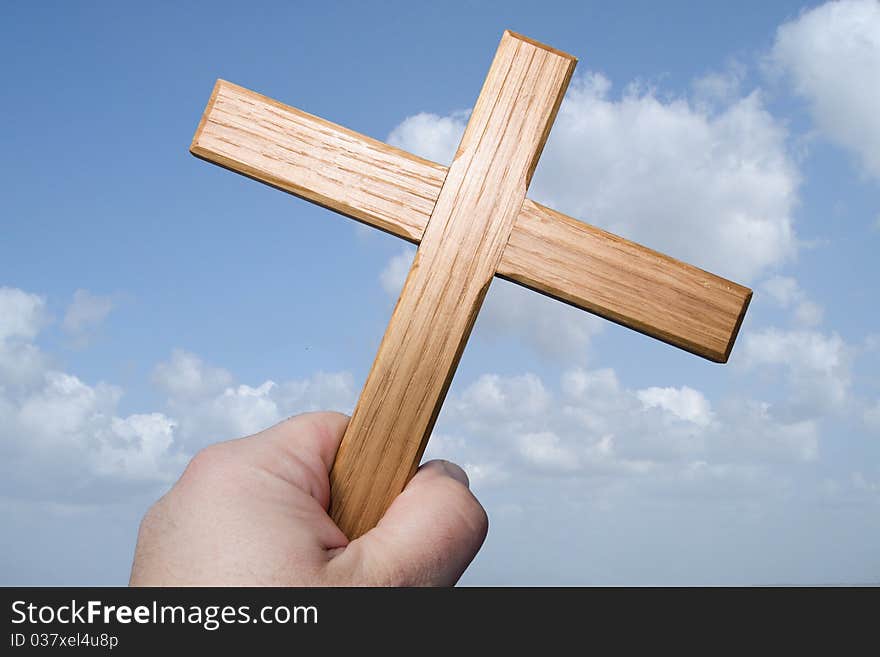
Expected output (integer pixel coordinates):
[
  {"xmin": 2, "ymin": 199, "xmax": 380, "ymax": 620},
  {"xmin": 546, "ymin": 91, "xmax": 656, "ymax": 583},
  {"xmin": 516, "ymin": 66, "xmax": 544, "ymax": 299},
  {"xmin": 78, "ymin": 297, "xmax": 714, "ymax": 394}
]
[{"xmin": 191, "ymin": 80, "xmax": 751, "ymax": 363}]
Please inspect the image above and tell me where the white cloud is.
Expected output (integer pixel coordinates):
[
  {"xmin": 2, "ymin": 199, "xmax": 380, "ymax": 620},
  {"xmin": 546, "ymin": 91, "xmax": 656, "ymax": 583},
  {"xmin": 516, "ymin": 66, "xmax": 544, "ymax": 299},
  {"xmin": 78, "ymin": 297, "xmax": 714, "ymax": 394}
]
[
  {"xmin": 0, "ymin": 287, "xmax": 47, "ymax": 342},
  {"xmin": 740, "ymin": 328, "xmax": 850, "ymax": 411},
  {"xmin": 153, "ymin": 350, "xmax": 356, "ymax": 447},
  {"xmin": 62, "ymin": 289, "xmax": 113, "ymax": 336},
  {"xmin": 0, "ymin": 281, "xmax": 840, "ymax": 525},
  {"xmin": 458, "ymin": 461, "xmax": 509, "ymax": 487},
  {"xmin": 0, "ymin": 287, "xmax": 361, "ymax": 503},
  {"xmin": 480, "ymin": 279, "xmax": 603, "ymax": 361},
  {"xmin": 153, "ymin": 349, "xmax": 233, "ymax": 401},
  {"xmin": 794, "ymin": 301, "xmax": 823, "ymax": 326},
  {"xmin": 534, "ymin": 75, "xmax": 798, "ymax": 283},
  {"xmin": 387, "ymin": 110, "xmax": 470, "ymax": 164},
  {"xmin": 379, "ymin": 247, "xmax": 414, "ymax": 296},
  {"xmin": 2, "ymin": 368, "xmax": 183, "ymax": 500},
  {"xmin": 0, "ymin": 287, "xmax": 50, "ymax": 388},
  {"xmin": 517, "ymin": 431, "xmax": 581, "ymax": 473},
  {"xmin": 692, "ymin": 62, "xmax": 746, "ymax": 108},
  {"xmin": 740, "ymin": 329, "xmax": 848, "ymax": 384},
  {"xmin": 95, "ymin": 413, "xmax": 177, "ymax": 480},
  {"xmin": 713, "ymin": 399, "xmax": 819, "ymax": 463},
  {"xmin": 638, "ymin": 386, "xmax": 714, "ymax": 427},
  {"xmin": 195, "ymin": 381, "xmax": 281, "ymax": 439},
  {"xmin": 0, "ymin": 288, "xmax": 181, "ymax": 500},
  {"xmin": 0, "ymin": 341, "xmax": 49, "ymax": 389},
  {"xmin": 770, "ymin": 0, "xmax": 880, "ymax": 181},
  {"xmin": 388, "ymin": 71, "xmax": 800, "ymax": 283},
  {"xmin": 761, "ymin": 276, "xmax": 799, "ymax": 306},
  {"xmin": 446, "ymin": 373, "xmax": 551, "ymax": 429},
  {"xmin": 17, "ymin": 371, "xmax": 123, "ymax": 442},
  {"xmin": 428, "ymin": 366, "xmax": 820, "ymax": 502},
  {"xmin": 760, "ymin": 275, "xmax": 823, "ymax": 326}
]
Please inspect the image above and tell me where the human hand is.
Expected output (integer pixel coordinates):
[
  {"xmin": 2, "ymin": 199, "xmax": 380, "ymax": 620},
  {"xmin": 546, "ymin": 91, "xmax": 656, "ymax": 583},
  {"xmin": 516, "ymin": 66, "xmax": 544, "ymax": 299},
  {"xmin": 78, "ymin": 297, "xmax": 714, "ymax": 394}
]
[{"xmin": 130, "ymin": 412, "xmax": 488, "ymax": 586}]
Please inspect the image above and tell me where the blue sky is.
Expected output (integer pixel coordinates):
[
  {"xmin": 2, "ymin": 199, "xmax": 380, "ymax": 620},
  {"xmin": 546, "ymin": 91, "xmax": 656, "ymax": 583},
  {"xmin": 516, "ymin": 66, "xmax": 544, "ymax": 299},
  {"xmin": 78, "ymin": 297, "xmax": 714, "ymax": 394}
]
[{"xmin": 1, "ymin": 0, "xmax": 879, "ymax": 584}]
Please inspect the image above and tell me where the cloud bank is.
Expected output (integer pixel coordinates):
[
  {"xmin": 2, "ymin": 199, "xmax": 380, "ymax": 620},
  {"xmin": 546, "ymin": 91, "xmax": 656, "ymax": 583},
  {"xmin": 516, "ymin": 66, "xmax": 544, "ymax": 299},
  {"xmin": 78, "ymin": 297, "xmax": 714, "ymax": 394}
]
[
  {"xmin": 771, "ymin": 0, "xmax": 880, "ymax": 182},
  {"xmin": 390, "ymin": 71, "xmax": 800, "ymax": 283}
]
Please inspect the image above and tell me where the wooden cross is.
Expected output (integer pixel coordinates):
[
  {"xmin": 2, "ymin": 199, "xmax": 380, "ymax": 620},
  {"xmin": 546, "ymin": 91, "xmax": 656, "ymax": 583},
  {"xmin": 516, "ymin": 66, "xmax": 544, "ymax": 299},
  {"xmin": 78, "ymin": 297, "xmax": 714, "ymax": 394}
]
[{"xmin": 190, "ymin": 31, "xmax": 752, "ymax": 539}]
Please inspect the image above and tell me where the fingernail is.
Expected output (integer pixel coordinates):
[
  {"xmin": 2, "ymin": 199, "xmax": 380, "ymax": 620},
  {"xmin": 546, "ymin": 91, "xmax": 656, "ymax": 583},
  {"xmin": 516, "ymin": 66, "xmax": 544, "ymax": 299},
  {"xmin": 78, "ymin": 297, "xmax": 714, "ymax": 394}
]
[{"xmin": 441, "ymin": 460, "xmax": 470, "ymax": 488}]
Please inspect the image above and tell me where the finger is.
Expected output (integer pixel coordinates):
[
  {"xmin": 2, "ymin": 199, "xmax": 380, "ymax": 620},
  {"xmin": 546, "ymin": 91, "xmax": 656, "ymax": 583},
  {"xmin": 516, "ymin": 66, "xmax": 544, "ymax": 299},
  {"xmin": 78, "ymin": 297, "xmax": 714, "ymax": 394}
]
[
  {"xmin": 264, "ymin": 411, "xmax": 351, "ymax": 472},
  {"xmin": 328, "ymin": 460, "xmax": 488, "ymax": 586},
  {"xmin": 234, "ymin": 411, "xmax": 350, "ymax": 508}
]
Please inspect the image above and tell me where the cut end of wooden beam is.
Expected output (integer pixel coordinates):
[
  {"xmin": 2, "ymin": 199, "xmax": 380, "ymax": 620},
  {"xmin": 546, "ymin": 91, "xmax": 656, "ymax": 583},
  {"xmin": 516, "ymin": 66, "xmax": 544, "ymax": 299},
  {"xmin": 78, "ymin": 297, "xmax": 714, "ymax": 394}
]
[
  {"xmin": 189, "ymin": 79, "xmax": 225, "ymax": 157},
  {"xmin": 498, "ymin": 31, "xmax": 577, "ymax": 187},
  {"xmin": 719, "ymin": 287, "xmax": 753, "ymax": 364},
  {"xmin": 503, "ymin": 30, "xmax": 578, "ymax": 64},
  {"xmin": 188, "ymin": 79, "xmax": 443, "ymax": 243}
]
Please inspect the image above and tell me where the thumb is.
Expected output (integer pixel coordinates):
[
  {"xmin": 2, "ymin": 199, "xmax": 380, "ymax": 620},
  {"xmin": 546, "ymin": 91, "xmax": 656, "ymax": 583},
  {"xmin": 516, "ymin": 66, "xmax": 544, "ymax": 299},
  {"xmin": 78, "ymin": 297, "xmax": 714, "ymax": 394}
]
[{"xmin": 329, "ymin": 460, "xmax": 488, "ymax": 586}]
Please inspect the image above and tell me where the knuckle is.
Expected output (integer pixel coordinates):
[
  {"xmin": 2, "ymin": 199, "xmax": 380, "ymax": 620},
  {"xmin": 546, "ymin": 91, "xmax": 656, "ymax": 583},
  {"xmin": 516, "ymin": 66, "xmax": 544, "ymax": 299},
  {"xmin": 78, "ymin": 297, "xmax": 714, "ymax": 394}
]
[
  {"xmin": 437, "ymin": 478, "xmax": 489, "ymax": 544},
  {"xmin": 369, "ymin": 559, "xmax": 419, "ymax": 587},
  {"xmin": 136, "ymin": 498, "xmax": 167, "ymax": 540},
  {"xmin": 330, "ymin": 541, "xmax": 416, "ymax": 587},
  {"xmin": 181, "ymin": 444, "xmax": 233, "ymax": 481}
]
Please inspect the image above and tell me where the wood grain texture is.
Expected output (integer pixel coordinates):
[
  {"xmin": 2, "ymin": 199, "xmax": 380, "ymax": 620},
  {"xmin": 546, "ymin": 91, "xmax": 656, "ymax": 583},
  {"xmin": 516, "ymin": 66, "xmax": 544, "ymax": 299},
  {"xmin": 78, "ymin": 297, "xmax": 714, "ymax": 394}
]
[
  {"xmin": 191, "ymin": 78, "xmax": 751, "ymax": 364},
  {"xmin": 501, "ymin": 202, "xmax": 752, "ymax": 362},
  {"xmin": 328, "ymin": 31, "xmax": 577, "ymax": 538},
  {"xmin": 190, "ymin": 79, "xmax": 442, "ymax": 243}
]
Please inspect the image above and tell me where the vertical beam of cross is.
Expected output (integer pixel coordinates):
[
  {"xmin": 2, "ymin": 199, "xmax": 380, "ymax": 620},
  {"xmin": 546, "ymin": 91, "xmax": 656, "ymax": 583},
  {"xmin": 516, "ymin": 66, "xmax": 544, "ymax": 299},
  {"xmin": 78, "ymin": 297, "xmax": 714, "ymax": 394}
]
[{"xmin": 328, "ymin": 32, "xmax": 576, "ymax": 538}]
